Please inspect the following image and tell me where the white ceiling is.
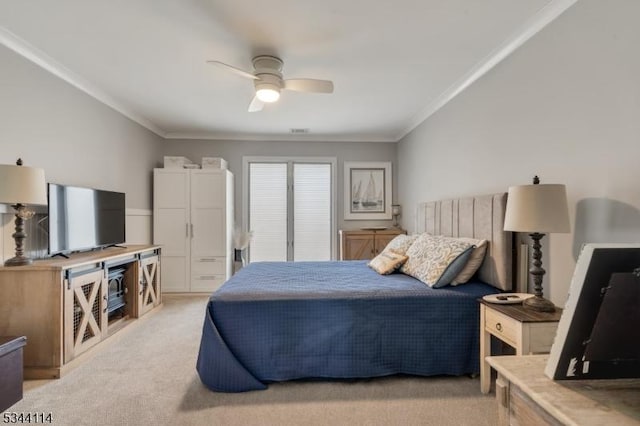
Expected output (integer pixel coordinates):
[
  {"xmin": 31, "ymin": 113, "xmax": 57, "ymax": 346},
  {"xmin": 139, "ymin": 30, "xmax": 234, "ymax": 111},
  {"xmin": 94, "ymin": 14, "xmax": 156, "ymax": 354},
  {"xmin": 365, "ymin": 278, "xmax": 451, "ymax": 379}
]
[{"xmin": 0, "ymin": 0, "xmax": 576, "ymax": 142}]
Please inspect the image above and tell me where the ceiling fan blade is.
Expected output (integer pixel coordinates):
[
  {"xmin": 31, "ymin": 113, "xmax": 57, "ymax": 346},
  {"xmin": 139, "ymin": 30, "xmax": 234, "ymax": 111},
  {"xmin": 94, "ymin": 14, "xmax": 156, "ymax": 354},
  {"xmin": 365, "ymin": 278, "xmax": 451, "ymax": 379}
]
[
  {"xmin": 284, "ymin": 79, "xmax": 334, "ymax": 93},
  {"xmin": 248, "ymin": 96, "xmax": 264, "ymax": 112},
  {"xmin": 206, "ymin": 60, "xmax": 258, "ymax": 80}
]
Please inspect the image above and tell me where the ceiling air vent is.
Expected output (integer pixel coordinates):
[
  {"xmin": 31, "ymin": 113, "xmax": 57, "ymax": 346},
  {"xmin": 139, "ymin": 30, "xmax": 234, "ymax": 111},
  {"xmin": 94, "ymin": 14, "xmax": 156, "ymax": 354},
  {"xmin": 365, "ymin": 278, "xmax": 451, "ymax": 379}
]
[{"xmin": 290, "ymin": 128, "xmax": 309, "ymax": 134}]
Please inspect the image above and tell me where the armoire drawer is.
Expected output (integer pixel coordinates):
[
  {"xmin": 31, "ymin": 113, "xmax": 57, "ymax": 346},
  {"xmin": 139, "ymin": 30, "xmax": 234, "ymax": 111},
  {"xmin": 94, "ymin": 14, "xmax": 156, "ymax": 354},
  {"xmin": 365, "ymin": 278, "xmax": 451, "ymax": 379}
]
[
  {"xmin": 191, "ymin": 275, "xmax": 226, "ymax": 292},
  {"xmin": 191, "ymin": 257, "xmax": 226, "ymax": 275}
]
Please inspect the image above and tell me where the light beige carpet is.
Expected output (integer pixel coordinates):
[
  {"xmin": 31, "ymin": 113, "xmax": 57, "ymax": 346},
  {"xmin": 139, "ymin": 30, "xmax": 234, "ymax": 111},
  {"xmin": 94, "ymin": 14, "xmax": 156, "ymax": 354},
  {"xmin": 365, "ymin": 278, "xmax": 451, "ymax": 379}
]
[{"xmin": 11, "ymin": 296, "xmax": 497, "ymax": 425}]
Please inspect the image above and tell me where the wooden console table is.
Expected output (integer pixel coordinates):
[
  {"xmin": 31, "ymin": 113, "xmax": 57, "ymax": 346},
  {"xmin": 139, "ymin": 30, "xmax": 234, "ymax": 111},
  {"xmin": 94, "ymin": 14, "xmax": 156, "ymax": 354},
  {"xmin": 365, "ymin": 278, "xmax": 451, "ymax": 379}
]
[
  {"xmin": 487, "ymin": 355, "xmax": 640, "ymax": 425},
  {"xmin": 0, "ymin": 245, "xmax": 161, "ymax": 379}
]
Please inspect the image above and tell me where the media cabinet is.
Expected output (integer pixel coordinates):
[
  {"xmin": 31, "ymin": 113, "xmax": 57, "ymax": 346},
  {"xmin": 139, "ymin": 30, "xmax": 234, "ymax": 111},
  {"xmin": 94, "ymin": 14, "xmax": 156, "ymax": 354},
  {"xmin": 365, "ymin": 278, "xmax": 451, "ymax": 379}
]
[{"xmin": 0, "ymin": 245, "xmax": 161, "ymax": 379}]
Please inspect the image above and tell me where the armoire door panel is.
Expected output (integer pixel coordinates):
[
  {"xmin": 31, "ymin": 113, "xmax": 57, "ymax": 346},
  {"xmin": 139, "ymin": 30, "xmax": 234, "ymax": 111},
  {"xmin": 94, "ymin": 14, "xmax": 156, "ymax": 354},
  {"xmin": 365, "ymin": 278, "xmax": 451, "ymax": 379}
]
[
  {"xmin": 153, "ymin": 171, "xmax": 189, "ymax": 208},
  {"xmin": 191, "ymin": 172, "xmax": 223, "ymax": 208},
  {"xmin": 191, "ymin": 208, "xmax": 224, "ymax": 256},
  {"xmin": 153, "ymin": 209, "xmax": 188, "ymax": 256}
]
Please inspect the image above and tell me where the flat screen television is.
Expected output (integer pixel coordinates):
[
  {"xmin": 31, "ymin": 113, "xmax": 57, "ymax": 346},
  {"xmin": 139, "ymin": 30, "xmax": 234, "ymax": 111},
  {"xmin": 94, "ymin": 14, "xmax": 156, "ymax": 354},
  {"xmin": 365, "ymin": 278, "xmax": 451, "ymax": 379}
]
[{"xmin": 48, "ymin": 183, "xmax": 126, "ymax": 255}]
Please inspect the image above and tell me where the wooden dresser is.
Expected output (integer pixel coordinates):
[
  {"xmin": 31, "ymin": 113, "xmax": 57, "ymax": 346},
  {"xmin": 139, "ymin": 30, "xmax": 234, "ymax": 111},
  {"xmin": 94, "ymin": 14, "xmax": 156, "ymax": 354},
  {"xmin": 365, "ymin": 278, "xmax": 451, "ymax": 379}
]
[
  {"xmin": 487, "ymin": 355, "xmax": 640, "ymax": 425},
  {"xmin": 0, "ymin": 245, "xmax": 161, "ymax": 379},
  {"xmin": 339, "ymin": 228, "xmax": 406, "ymax": 260}
]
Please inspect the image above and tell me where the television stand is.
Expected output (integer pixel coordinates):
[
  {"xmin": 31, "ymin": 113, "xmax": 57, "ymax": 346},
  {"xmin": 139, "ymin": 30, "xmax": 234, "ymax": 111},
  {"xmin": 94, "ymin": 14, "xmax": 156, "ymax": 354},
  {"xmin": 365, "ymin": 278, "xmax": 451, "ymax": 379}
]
[
  {"xmin": 104, "ymin": 244, "xmax": 126, "ymax": 249},
  {"xmin": 0, "ymin": 245, "xmax": 161, "ymax": 379},
  {"xmin": 50, "ymin": 252, "xmax": 70, "ymax": 259}
]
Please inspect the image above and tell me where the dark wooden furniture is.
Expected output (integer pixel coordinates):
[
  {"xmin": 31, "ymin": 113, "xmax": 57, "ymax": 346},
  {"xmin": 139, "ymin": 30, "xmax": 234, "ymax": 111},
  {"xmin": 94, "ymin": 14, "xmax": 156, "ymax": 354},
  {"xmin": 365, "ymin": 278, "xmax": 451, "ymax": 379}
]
[
  {"xmin": 0, "ymin": 336, "xmax": 27, "ymax": 412},
  {"xmin": 480, "ymin": 300, "xmax": 562, "ymax": 394}
]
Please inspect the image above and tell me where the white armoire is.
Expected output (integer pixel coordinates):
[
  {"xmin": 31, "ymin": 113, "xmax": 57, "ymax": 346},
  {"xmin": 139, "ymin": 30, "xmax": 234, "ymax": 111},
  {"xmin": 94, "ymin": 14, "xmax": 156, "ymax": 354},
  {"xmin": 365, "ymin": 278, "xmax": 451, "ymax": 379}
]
[{"xmin": 153, "ymin": 168, "xmax": 234, "ymax": 293}]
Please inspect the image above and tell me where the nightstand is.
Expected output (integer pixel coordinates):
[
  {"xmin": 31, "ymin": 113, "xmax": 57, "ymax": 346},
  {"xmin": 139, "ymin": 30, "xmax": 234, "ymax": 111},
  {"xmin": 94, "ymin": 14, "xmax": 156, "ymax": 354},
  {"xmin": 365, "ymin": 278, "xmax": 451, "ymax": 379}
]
[{"xmin": 479, "ymin": 300, "xmax": 562, "ymax": 394}]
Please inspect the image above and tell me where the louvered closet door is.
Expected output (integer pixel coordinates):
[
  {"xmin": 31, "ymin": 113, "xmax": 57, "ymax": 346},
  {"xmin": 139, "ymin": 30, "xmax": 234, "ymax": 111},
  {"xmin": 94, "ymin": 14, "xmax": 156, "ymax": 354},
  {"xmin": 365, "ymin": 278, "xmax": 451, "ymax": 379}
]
[
  {"xmin": 249, "ymin": 163, "xmax": 288, "ymax": 262},
  {"xmin": 248, "ymin": 160, "xmax": 333, "ymax": 262},
  {"xmin": 293, "ymin": 163, "xmax": 331, "ymax": 261}
]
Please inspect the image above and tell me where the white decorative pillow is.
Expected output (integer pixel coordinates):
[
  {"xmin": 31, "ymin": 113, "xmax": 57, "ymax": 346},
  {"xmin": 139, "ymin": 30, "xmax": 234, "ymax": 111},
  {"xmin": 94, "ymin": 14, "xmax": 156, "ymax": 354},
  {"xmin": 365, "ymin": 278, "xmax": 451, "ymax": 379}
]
[
  {"xmin": 400, "ymin": 234, "xmax": 474, "ymax": 288},
  {"xmin": 368, "ymin": 251, "xmax": 409, "ymax": 275},
  {"xmin": 450, "ymin": 238, "xmax": 488, "ymax": 285},
  {"xmin": 382, "ymin": 234, "xmax": 418, "ymax": 256}
]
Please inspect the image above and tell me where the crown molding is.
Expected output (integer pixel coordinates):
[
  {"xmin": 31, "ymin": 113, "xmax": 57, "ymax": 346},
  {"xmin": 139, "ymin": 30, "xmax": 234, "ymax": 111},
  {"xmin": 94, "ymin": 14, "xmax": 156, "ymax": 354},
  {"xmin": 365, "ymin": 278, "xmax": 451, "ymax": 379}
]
[
  {"xmin": 395, "ymin": 0, "xmax": 579, "ymax": 142},
  {"xmin": 163, "ymin": 131, "xmax": 396, "ymax": 143},
  {"xmin": 1, "ymin": 0, "xmax": 578, "ymax": 144},
  {"xmin": 0, "ymin": 25, "xmax": 167, "ymax": 138}
]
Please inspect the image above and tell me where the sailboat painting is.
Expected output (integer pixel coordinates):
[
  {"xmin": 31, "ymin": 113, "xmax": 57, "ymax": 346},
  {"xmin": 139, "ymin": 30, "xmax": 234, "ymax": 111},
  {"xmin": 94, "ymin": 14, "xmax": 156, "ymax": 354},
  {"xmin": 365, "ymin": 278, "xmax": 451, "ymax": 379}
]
[{"xmin": 344, "ymin": 162, "xmax": 393, "ymax": 220}]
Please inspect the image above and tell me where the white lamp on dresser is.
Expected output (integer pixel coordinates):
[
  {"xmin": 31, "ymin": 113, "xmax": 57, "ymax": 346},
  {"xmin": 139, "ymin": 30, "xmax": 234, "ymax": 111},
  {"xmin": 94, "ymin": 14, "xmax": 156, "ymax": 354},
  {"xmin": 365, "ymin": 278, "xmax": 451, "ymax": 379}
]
[{"xmin": 0, "ymin": 159, "xmax": 47, "ymax": 266}]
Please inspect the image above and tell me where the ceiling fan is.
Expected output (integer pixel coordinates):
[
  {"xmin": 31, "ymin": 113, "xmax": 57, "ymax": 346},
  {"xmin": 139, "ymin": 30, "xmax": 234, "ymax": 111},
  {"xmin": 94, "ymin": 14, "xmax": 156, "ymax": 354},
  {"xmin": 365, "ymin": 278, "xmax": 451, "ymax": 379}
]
[{"xmin": 207, "ymin": 55, "xmax": 334, "ymax": 112}]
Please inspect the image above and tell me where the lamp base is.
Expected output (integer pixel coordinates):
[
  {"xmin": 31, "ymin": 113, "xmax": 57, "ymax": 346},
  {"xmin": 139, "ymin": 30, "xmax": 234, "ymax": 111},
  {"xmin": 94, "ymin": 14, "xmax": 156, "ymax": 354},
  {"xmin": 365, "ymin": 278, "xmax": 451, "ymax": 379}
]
[
  {"xmin": 523, "ymin": 295, "xmax": 556, "ymax": 312},
  {"xmin": 4, "ymin": 255, "xmax": 33, "ymax": 267}
]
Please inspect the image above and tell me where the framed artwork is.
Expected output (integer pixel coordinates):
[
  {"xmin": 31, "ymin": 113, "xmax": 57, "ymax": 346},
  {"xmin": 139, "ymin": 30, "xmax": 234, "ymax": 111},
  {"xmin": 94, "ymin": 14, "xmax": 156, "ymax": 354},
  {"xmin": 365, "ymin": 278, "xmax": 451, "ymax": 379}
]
[
  {"xmin": 545, "ymin": 243, "xmax": 640, "ymax": 380},
  {"xmin": 344, "ymin": 161, "xmax": 392, "ymax": 220}
]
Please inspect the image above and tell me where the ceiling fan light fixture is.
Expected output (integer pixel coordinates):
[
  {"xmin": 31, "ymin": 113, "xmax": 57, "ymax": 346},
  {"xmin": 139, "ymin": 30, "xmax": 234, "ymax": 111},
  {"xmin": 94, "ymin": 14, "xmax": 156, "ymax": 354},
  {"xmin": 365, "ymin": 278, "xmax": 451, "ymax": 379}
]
[{"xmin": 255, "ymin": 85, "xmax": 280, "ymax": 103}]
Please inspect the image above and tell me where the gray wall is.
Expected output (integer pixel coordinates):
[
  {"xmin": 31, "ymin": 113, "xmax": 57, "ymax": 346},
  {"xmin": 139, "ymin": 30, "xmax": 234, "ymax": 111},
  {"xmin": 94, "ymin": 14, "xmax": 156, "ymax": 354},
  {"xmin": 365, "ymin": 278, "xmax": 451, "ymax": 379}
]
[
  {"xmin": 0, "ymin": 44, "xmax": 162, "ymax": 210},
  {"xmin": 397, "ymin": 0, "xmax": 640, "ymax": 306},
  {"xmin": 159, "ymin": 139, "xmax": 397, "ymax": 231},
  {"xmin": 0, "ymin": 44, "xmax": 162, "ymax": 261}
]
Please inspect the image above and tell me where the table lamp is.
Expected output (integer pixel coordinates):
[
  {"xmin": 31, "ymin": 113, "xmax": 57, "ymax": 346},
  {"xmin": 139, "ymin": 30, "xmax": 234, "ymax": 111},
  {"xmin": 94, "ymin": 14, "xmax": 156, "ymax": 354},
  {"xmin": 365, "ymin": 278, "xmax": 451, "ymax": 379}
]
[
  {"xmin": 504, "ymin": 176, "xmax": 570, "ymax": 312},
  {"xmin": 0, "ymin": 159, "xmax": 47, "ymax": 266},
  {"xmin": 392, "ymin": 204, "xmax": 401, "ymax": 227}
]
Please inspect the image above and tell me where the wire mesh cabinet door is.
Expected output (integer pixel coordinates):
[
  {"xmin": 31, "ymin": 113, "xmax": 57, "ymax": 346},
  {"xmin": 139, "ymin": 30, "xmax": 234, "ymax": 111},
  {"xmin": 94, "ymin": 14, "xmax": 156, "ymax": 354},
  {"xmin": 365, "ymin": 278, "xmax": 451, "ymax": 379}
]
[
  {"xmin": 138, "ymin": 254, "xmax": 161, "ymax": 316},
  {"xmin": 64, "ymin": 268, "xmax": 108, "ymax": 363}
]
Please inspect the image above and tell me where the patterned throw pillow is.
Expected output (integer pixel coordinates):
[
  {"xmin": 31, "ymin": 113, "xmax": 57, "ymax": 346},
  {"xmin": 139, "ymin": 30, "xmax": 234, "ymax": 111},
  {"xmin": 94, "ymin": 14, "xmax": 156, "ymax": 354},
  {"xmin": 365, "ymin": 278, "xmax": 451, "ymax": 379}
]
[
  {"xmin": 451, "ymin": 238, "xmax": 488, "ymax": 285},
  {"xmin": 382, "ymin": 234, "xmax": 418, "ymax": 256},
  {"xmin": 368, "ymin": 251, "xmax": 409, "ymax": 275},
  {"xmin": 400, "ymin": 234, "xmax": 474, "ymax": 288}
]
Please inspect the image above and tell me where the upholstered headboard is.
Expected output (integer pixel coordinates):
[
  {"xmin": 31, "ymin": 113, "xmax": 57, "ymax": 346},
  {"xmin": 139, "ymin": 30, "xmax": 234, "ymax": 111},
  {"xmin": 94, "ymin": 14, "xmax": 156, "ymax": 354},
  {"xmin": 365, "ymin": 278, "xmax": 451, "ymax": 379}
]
[{"xmin": 416, "ymin": 193, "xmax": 513, "ymax": 291}]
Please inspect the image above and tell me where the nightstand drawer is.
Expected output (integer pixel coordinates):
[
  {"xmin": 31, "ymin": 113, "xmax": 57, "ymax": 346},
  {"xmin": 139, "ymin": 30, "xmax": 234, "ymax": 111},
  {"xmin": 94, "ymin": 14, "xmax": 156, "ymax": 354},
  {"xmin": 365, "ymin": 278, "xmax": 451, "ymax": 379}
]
[{"xmin": 485, "ymin": 308, "xmax": 518, "ymax": 346}]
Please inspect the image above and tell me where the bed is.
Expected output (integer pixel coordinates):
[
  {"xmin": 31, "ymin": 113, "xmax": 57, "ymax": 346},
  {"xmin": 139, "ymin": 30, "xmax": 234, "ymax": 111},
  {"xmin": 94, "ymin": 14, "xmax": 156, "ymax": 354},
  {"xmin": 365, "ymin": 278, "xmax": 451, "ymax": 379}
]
[{"xmin": 196, "ymin": 193, "xmax": 513, "ymax": 392}]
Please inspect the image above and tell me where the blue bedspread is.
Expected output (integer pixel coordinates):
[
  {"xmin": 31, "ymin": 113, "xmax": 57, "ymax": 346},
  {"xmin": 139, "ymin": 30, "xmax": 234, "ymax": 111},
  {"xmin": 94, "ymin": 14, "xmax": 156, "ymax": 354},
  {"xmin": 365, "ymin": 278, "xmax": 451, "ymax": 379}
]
[{"xmin": 196, "ymin": 261, "xmax": 499, "ymax": 392}]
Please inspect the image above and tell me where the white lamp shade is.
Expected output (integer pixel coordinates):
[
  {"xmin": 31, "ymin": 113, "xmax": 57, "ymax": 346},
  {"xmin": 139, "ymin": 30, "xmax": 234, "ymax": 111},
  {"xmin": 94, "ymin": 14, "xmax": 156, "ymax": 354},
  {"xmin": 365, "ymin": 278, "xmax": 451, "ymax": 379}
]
[
  {"xmin": 504, "ymin": 184, "xmax": 570, "ymax": 233},
  {"xmin": 392, "ymin": 204, "xmax": 401, "ymax": 215},
  {"xmin": 0, "ymin": 164, "xmax": 47, "ymax": 205}
]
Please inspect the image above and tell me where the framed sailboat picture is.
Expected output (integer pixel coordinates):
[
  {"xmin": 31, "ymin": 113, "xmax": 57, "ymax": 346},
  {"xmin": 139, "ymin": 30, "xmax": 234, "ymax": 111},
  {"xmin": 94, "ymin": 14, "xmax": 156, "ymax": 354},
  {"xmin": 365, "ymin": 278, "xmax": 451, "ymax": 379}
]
[{"xmin": 344, "ymin": 161, "xmax": 392, "ymax": 220}]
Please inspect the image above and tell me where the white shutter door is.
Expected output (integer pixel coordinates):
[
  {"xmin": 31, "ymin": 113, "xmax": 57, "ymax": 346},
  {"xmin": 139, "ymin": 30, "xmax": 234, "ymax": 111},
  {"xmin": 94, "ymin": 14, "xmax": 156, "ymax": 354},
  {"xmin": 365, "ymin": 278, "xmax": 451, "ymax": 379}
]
[
  {"xmin": 249, "ymin": 163, "xmax": 288, "ymax": 262},
  {"xmin": 293, "ymin": 164, "xmax": 331, "ymax": 261}
]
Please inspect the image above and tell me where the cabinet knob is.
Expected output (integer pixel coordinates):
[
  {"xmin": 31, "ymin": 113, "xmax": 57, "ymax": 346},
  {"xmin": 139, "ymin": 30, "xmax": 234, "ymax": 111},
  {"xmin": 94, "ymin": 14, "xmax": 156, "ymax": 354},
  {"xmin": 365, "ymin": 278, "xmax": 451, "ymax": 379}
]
[{"xmin": 496, "ymin": 323, "xmax": 502, "ymax": 332}]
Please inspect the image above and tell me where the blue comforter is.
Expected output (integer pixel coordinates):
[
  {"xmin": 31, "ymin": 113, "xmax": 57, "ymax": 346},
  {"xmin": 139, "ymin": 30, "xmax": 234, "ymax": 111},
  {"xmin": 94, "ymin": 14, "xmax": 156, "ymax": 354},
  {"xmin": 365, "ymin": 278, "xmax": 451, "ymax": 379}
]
[{"xmin": 196, "ymin": 261, "xmax": 499, "ymax": 392}]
